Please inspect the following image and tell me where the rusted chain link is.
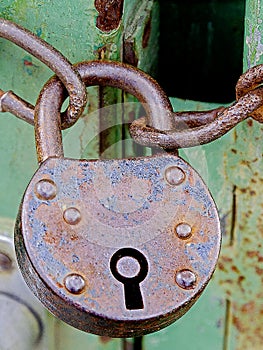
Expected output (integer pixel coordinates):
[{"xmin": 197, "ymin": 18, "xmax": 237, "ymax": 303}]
[
  {"xmin": 0, "ymin": 18, "xmax": 87, "ymax": 127},
  {"xmin": 129, "ymin": 64, "xmax": 263, "ymax": 149},
  {"xmin": 130, "ymin": 87, "xmax": 263, "ymax": 149},
  {"xmin": 236, "ymin": 64, "xmax": 263, "ymax": 122},
  {"xmin": 0, "ymin": 89, "xmax": 35, "ymax": 125},
  {"xmin": 1, "ymin": 41, "xmax": 263, "ymax": 150},
  {"xmin": 0, "ymin": 87, "xmax": 224, "ymax": 130}
]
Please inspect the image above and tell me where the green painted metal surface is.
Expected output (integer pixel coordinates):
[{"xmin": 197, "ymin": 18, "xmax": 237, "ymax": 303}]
[
  {"xmin": 1, "ymin": 1, "xmax": 263, "ymax": 349},
  {"xmin": 146, "ymin": 1, "xmax": 263, "ymax": 350}
]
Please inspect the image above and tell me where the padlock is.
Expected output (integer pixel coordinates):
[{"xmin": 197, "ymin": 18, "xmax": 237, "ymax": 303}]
[{"xmin": 15, "ymin": 61, "xmax": 221, "ymax": 338}]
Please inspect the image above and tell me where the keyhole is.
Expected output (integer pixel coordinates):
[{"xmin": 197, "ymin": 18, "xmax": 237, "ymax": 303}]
[{"xmin": 110, "ymin": 248, "xmax": 148, "ymax": 310}]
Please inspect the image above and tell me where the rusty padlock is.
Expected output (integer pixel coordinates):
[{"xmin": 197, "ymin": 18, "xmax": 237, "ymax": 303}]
[{"xmin": 15, "ymin": 61, "xmax": 221, "ymax": 338}]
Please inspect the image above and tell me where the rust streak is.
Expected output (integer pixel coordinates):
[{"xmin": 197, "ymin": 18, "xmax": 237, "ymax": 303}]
[
  {"xmin": 100, "ymin": 336, "xmax": 112, "ymax": 344},
  {"xmin": 230, "ymin": 185, "xmax": 237, "ymax": 246},
  {"xmin": 95, "ymin": 0, "xmax": 124, "ymax": 32},
  {"xmin": 223, "ymin": 300, "xmax": 231, "ymax": 350},
  {"xmin": 123, "ymin": 39, "xmax": 138, "ymax": 67},
  {"xmin": 142, "ymin": 17, "xmax": 151, "ymax": 49}
]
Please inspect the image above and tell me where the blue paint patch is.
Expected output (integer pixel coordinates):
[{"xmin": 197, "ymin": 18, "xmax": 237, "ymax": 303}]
[
  {"xmin": 123, "ymin": 213, "xmax": 129, "ymax": 220},
  {"xmin": 142, "ymin": 201, "xmax": 150, "ymax": 209},
  {"xmin": 59, "ymin": 237, "xmax": 67, "ymax": 247},
  {"xmin": 36, "ymin": 27, "xmax": 42, "ymax": 37},
  {"xmin": 27, "ymin": 206, "xmax": 68, "ymax": 276},
  {"xmin": 195, "ymin": 241, "xmax": 214, "ymax": 260},
  {"xmin": 184, "ymin": 180, "xmax": 215, "ymax": 218},
  {"xmin": 78, "ymin": 164, "xmax": 95, "ymax": 185},
  {"xmin": 72, "ymin": 254, "xmax": 80, "ymax": 263}
]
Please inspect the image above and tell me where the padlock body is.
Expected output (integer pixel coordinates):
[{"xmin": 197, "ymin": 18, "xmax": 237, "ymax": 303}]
[{"xmin": 15, "ymin": 154, "xmax": 221, "ymax": 337}]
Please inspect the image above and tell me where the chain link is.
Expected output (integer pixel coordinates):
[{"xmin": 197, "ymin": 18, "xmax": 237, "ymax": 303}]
[
  {"xmin": 0, "ymin": 18, "xmax": 87, "ymax": 128},
  {"xmin": 1, "ymin": 19, "xmax": 263, "ymax": 150},
  {"xmin": 129, "ymin": 64, "xmax": 263, "ymax": 149}
]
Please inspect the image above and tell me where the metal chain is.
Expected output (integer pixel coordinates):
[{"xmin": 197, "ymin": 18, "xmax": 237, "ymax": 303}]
[
  {"xmin": 2, "ymin": 62, "xmax": 263, "ymax": 150},
  {"xmin": 1, "ymin": 18, "xmax": 263, "ymax": 150},
  {"xmin": 129, "ymin": 65, "xmax": 263, "ymax": 149},
  {"xmin": 0, "ymin": 18, "xmax": 87, "ymax": 128}
]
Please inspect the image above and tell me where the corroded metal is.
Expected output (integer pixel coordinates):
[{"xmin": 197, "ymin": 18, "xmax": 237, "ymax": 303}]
[
  {"xmin": 0, "ymin": 89, "xmax": 35, "ymax": 125},
  {"xmin": 14, "ymin": 50, "xmax": 222, "ymax": 337},
  {"xmin": 2, "ymin": 54, "xmax": 263, "ymax": 151},
  {"xmin": 236, "ymin": 64, "xmax": 263, "ymax": 122},
  {"xmin": 0, "ymin": 18, "xmax": 87, "ymax": 127},
  {"xmin": 0, "ymin": 86, "xmax": 224, "ymax": 130},
  {"xmin": 15, "ymin": 153, "xmax": 221, "ymax": 337},
  {"xmin": 33, "ymin": 60, "xmax": 175, "ymax": 162},
  {"xmin": 95, "ymin": 0, "xmax": 124, "ymax": 32},
  {"xmin": 130, "ymin": 87, "xmax": 263, "ymax": 149}
]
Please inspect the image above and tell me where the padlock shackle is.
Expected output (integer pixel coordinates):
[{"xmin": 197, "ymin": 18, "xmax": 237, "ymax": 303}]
[{"xmin": 34, "ymin": 61, "xmax": 174, "ymax": 163}]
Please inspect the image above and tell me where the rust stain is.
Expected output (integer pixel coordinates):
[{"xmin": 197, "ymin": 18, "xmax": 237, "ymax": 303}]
[
  {"xmin": 247, "ymin": 119, "xmax": 253, "ymax": 127},
  {"xmin": 142, "ymin": 17, "xmax": 151, "ymax": 49},
  {"xmin": 233, "ymin": 315, "xmax": 246, "ymax": 332},
  {"xmin": 218, "ymin": 262, "xmax": 227, "ymax": 271},
  {"xmin": 96, "ymin": 45, "xmax": 107, "ymax": 60},
  {"xmin": 216, "ymin": 177, "xmax": 263, "ymax": 349},
  {"xmin": 221, "ymin": 256, "xmax": 233, "ymax": 263},
  {"xmin": 100, "ymin": 336, "xmax": 112, "ymax": 344},
  {"xmin": 246, "ymin": 250, "xmax": 263, "ymax": 262},
  {"xmin": 237, "ymin": 275, "xmax": 245, "ymax": 286},
  {"xmin": 231, "ymin": 265, "xmax": 240, "ymax": 274},
  {"xmin": 123, "ymin": 39, "xmax": 138, "ymax": 67},
  {"xmin": 23, "ymin": 59, "xmax": 35, "ymax": 67},
  {"xmin": 95, "ymin": 0, "xmax": 124, "ymax": 32},
  {"xmin": 241, "ymin": 301, "xmax": 254, "ymax": 313},
  {"xmin": 255, "ymin": 266, "xmax": 263, "ymax": 275}
]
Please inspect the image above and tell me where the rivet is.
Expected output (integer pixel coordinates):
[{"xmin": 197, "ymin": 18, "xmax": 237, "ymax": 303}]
[
  {"xmin": 64, "ymin": 274, "xmax": 85, "ymax": 294},
  {"xmin": 165, "ymin": 166, "xmax": 185, "ymax": 185},
  {"xmin": 175, "ymin": 269, "xmax": 196, "ymax": 289},
  {"xmin": 35, "ymin": 179, "xmax": 57, "ymax": 200},
  {"xmin": 175, "ymin": 223, "xmax": 192, "ymax": 239},
  {"xmin": 63, "ymin": 207, "xmax": 81, "ymax": 225},
  {"xmin": 0, "ymin": 252, "xmax": 12, "ymax": 272}
]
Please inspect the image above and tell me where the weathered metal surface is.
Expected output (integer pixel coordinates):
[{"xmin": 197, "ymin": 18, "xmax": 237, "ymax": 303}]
[
  {"xmin": 130, "ymin": 84, "xmax": 263, "ymax": 149},
  {"xmin": 0, "ymin": 18, "xmax": 86, "ymax": 127},
  {"xmin": 0, "ymin": 89, "xmax": 35, "ymax": 125},
  {"xmin": 236, "ymin": 64, "xmax": 263, "ymax": 122},
  {"xmin": 0, "ymin": 87, "xmax": 225, "ymax": 130},
  {"xmin": 215, "ymin": 1, "xmax": 263, "ymax": 349},
  {"xmin": 95, "ymin": 0, "xmax": 124, "ymax": 32},
  {"xmin": 33, "ymin": 60, "xmax": 174, "ymax": 163},
  {"xmin": 15, "ymin": 154, "xmax": 221, "ymax": 337}
]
